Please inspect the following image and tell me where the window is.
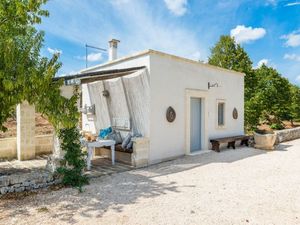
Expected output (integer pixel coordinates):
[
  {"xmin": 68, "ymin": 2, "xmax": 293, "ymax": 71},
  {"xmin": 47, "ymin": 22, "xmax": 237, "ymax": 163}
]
[{"xmin": 218, "ymin": 102, "xmax": 225, "ymax": 127}]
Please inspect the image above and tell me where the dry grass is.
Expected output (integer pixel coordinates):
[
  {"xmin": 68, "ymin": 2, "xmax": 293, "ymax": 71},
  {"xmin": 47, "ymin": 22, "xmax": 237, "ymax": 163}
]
[{"xmin": 0, "ymin": 113, "xmax": 54, "ymax": 138}]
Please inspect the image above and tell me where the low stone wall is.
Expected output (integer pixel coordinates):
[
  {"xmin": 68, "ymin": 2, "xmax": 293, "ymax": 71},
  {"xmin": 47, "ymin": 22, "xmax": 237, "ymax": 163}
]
[
  {"xmin": 36, "ymin": 135, "xmax": 54, "ymax": 155},
  {"xmin": 0, "ymin": 138, "xmax": 16, "ymax": 160},
  {"xmin": 275, "ymin": 127, "xmax": 300, "ymax": 144},
  {"xmin": 0, "ymin": 134, "xmax": 53, "ymax": 160},
  {"xmin": 0, "ymin": 171, "xmax": 60, "ymax": 195}
]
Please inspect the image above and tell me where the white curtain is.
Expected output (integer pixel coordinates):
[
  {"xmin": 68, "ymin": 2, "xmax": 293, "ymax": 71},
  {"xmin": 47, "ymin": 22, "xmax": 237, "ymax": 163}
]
[{"xmin": 87, "ymin": 69, "xmax": 150, "ymax": 138}]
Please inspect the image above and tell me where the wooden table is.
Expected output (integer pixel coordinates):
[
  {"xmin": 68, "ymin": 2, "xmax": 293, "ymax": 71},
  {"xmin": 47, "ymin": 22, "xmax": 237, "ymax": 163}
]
[{"xmin": 82, "ymin": 139, "xmax": 116, "ymax": 170}]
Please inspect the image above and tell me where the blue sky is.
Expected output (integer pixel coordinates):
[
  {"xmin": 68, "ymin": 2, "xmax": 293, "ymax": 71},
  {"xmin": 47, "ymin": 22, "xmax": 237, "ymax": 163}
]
[{"xmin": 39, "ymin": 0, "xmax": 300, "ymax": 85}]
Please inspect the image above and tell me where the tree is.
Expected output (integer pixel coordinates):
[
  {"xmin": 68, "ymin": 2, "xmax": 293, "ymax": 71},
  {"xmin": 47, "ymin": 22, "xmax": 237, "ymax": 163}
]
[
  {"xmin": 208, "ymin": 35, "xmax": 256, "ymax": 100},
  {"xmin": 0, "ymin": 0, "xmax": 57, "ymax": 131},
  {"xmin": 0, "ymin": 0, "xmax": 87, "ymax": 189},
  {"xmin": 290, "ymin": 85, "xmax": 300, "ymax": 125},
  {"xmin": 255, "ymin": 65, "xmax": 292, "ymax": 127},
  {"xmin": 208, "ymin": 35, "xmax": 259, "ymax": 130}
]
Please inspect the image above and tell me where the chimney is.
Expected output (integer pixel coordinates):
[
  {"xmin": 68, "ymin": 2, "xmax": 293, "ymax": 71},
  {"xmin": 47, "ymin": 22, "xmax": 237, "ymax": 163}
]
[{"xmin": 108, "ymin": 39, "xmax": 120, "ymax": 61}]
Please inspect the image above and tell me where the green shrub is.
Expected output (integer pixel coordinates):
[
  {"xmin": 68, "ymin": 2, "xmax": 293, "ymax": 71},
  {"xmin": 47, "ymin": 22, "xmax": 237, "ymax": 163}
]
[
  {"xmin": 57, "ymin": 127, "xmax": 88, "ymax": 191},
  {"xmin": 270, "ymin": 123, "xmax": 284, "ymax": 130}
]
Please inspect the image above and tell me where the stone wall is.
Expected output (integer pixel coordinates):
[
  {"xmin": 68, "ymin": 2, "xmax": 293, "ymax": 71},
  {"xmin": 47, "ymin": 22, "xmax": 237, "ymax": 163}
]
[
  {"xmin": 0, "ymin": 138, "xmax": 17, "ymax": 160},
  {"xmin": 36, "ymin": 135, "xmax": 54, "ymax": 155},
  {"xmin": 275, "ymin": 127, "xmax": 300, "ymax": 144},
  {"xmin": 0, "ymin": 134, "xmax": 53, "ymax": 160},
  {"xmin": 0, "ymin": 171, "xmax": 60, "ymax": 195}
]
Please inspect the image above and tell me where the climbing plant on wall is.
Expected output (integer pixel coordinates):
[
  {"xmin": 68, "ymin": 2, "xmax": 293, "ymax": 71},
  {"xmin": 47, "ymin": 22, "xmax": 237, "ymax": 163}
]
[{"xmin": 0, "ymin": 0, "xmax": 88, "ymax": 189}]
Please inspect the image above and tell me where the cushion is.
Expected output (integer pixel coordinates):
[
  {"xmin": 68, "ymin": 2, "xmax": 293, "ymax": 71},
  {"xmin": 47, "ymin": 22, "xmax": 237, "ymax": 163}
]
[
  {"xmin": 121, "ymin": 133, "xmax": 132, "ymax": 149},
  {"xmin": 126, "ymin": 133, "xmax": 142, "ymax": 150},
  {"xmin": 107, "ymin": 131, "xmax": 123, "ymax": 144},
  {"xmin": 99, "ymin": 127, "xmax": 112, "ymax": 139}
]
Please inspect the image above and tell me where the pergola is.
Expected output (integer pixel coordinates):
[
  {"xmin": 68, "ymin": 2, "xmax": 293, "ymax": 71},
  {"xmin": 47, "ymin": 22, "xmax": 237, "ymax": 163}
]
[{"xmin": 16, "ymin": 66, "xmax": 145, "ymax": 161}]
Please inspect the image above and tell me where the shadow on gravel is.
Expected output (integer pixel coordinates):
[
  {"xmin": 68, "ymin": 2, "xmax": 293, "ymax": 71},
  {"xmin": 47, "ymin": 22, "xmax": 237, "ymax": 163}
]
[
  {"xmin": 0, "ymin": 171, "xmax": 184, "ymax": 223},
  {"xmin": 0, "ymin": 142, "xmax": 295, "ymax": 224}
]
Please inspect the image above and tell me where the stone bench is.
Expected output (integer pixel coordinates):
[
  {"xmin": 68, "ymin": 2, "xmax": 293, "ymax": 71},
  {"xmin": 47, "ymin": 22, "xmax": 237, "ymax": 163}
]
[
  {"xmin": 210, "ymin": 135, "xmax": 250, "ymax": 152},
  {"xmin": 96, "ymin": 137, "xmax": 149, "ymax": 168}
]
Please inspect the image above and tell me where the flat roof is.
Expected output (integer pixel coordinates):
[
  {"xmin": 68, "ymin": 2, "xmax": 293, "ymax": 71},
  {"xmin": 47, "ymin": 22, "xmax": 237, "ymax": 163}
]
[
  {"xmin": 81, "ymin": 49, "xmax": 245, "ymax": 76},
  {"xmin": 53, "ymin": 66, "xmax": 145, "ymax": 84}
]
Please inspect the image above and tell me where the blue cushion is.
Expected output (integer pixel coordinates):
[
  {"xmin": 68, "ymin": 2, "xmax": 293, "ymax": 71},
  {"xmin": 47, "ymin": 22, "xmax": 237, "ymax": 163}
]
[{"xmin": 99, "ymin": 127, "xmax": 112, "ymax": 139}]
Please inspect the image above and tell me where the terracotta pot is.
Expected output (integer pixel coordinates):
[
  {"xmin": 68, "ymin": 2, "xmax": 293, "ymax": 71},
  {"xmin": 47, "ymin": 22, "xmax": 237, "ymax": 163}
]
[{"xmin": 254, "ymin": 131, "xmax": 277, "ymax": 150}]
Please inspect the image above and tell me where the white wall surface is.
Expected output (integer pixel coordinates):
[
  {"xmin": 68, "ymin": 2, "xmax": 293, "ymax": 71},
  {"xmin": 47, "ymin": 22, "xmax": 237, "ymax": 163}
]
[
  {"xmin": 81, "ymin": 51, "xmax": 244, "ymax": 165},
  {"xmin": 149, "ymin": 53, "xmax": 244, "ymax": 164}
]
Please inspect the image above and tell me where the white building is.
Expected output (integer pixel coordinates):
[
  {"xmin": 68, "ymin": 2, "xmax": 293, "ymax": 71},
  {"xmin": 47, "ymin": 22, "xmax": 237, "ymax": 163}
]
[{"xmin": 73, "ymin": 39, "xmax": 244, "ymax": 166}]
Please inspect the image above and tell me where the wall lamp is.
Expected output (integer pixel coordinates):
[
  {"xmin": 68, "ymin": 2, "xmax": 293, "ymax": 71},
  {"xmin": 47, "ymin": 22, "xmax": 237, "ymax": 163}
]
[{"xmin": 208, "ymin": 82, "xmax": 219, "ymax": 89}]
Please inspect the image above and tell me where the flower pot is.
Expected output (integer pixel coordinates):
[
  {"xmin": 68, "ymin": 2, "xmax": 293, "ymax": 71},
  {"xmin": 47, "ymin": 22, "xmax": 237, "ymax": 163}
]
[{"xmin": 254, "ymin": 131, "xmax": 277, "ymax": 150}]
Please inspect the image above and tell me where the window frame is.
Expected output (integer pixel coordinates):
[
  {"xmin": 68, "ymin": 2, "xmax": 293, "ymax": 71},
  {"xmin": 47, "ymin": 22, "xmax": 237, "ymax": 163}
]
[{"xmin": 216, "ymin": 99, "xmax": 226, "ymax": 129}]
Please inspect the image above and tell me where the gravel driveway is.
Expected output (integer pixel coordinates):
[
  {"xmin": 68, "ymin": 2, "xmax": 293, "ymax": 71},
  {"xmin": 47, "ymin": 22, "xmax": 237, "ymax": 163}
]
[{"xmin": 1, "ymin": 139, "xmax": 300, "ymax": 225}]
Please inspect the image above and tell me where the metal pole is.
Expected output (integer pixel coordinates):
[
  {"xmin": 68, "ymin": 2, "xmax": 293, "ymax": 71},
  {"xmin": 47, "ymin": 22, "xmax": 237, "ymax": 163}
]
[
  {"xmin": 85, "ymin": 44, "xmax": 107, "ymax": 68},
  {"xmin": 85, "ymin": 44, "xmax": 88, "ymax": 68}
]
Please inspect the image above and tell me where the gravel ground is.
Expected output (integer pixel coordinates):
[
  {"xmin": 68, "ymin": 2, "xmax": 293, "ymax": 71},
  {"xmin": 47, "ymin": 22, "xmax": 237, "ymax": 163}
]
[{"xmin": 1, "ymin": 139, "xmax": 300, "ymax": 225}]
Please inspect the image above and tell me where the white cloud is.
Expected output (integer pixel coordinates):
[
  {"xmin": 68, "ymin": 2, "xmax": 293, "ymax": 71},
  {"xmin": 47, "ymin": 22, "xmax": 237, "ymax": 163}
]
[
  {"xmin": 257, "ymin": 59, "xmax": 269, "ymax": 67},
  {"xmin": 230, "ymin": 25, "xmax": 266, "ymax": 44},
  {"xmin": 87, "ymin": 52, "xmax": 103, "ymax": 62},
  {"xmin": 76, "ymin": 52, "xmax": 103, "ymax": 62},
  {"xmin": 284, "ymin": 53, "xmax": 300, "ymax": 62},
  {"xmin": 39, "ymin": 0, "xmax": 207, "ymax": 70},
  {"xmin": 164, "ymin": 0, "xmax": 188, "ymax": 16},
  {"xmin": 296, "ymin": 75, "xmax": 300, "ymax": 83},
  {"xmin": 47, "ymin": 47, "xmax": 62, "ymax": 55},
  {"xmin": 281, "ymin": 31, "xmax": 300, "ymax": 47},
  {"xmin": 266, "ymin": 0, "xmax": 277, "ymax": 6},
  {"xmin": 285, "ymin": 2, "xmax": 300, "ymax": 6}
]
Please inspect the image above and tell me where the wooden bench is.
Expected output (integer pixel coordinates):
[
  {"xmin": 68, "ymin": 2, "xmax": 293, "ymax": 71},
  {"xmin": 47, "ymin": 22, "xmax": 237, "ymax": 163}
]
[
  {"xmin": 104, "ymin": 144, "xmax": 133, "ymax": 153},
  {"xmin": 210, "ymin": 135, "xmax": 250, "ymax": 152}
]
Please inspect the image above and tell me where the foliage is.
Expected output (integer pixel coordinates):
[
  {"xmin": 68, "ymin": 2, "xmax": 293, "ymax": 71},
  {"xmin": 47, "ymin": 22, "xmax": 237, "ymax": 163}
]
[
  {"xmin": 0, "ymin": 0, "xmax": 87, "ymax": 189},
  {"xmin": 255, "ymin": 65, "xmax": 292, "ymax": 124},
  {"xmin": 208, "ymin": 35, "xmax": 256, "ymax": 100},
  {"xmin": 57, "ymin": 127, "xmax": 88, "ymax": 191},
  {"xmin": 270, "ymin": 123, "xmax": 284, "ymax": 130},
  {"xmin": 244, "ymin": 96, "xmax": 262, "ymax": 131},
  {"xmin": 208, "ymin": 35, "xmax": 300, "ymax": 131},
  {"xmin": 0, "ymin": 0, "xmax": 57, "ymax": 131},
  {"xmin": 290, "ymin": 85, "xmax": 300, "ymax": 124},
  {"xmin": 208, "ymin": 35, "xmax": 258, "ymax": 129}
]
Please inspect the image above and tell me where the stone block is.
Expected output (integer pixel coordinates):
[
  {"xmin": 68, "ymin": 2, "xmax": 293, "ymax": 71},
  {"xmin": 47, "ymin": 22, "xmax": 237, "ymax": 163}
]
[
  {"xmin": 15, "ymin": 187, "xmax": 25, "ymax": 193},
  {"xmin": 17, "ymin": 101, "xmax": 36, "ymax": 161},
  {"xmin": 0, "ymin": 187, "xmax": 9, "ymax": 195},
  {"xmin": 0, "ymin": 176, "xmax": 10, "ymax": 187},
  {"xmin": 132, "ymin": 137, "xmax": 149, "ymax": 168}
]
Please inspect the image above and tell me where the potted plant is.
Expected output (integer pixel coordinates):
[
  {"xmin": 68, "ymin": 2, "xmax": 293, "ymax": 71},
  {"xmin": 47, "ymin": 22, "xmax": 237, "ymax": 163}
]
[{"xmin": 254, "ymin": 129, "xmax": 277, "ymax": 150}]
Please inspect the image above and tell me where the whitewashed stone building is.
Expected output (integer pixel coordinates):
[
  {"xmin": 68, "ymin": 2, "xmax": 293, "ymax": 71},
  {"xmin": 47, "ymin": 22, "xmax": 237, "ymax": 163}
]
[{"xmin": 64, "ymin": 39, "xmax": 245, "ymax": 166}]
